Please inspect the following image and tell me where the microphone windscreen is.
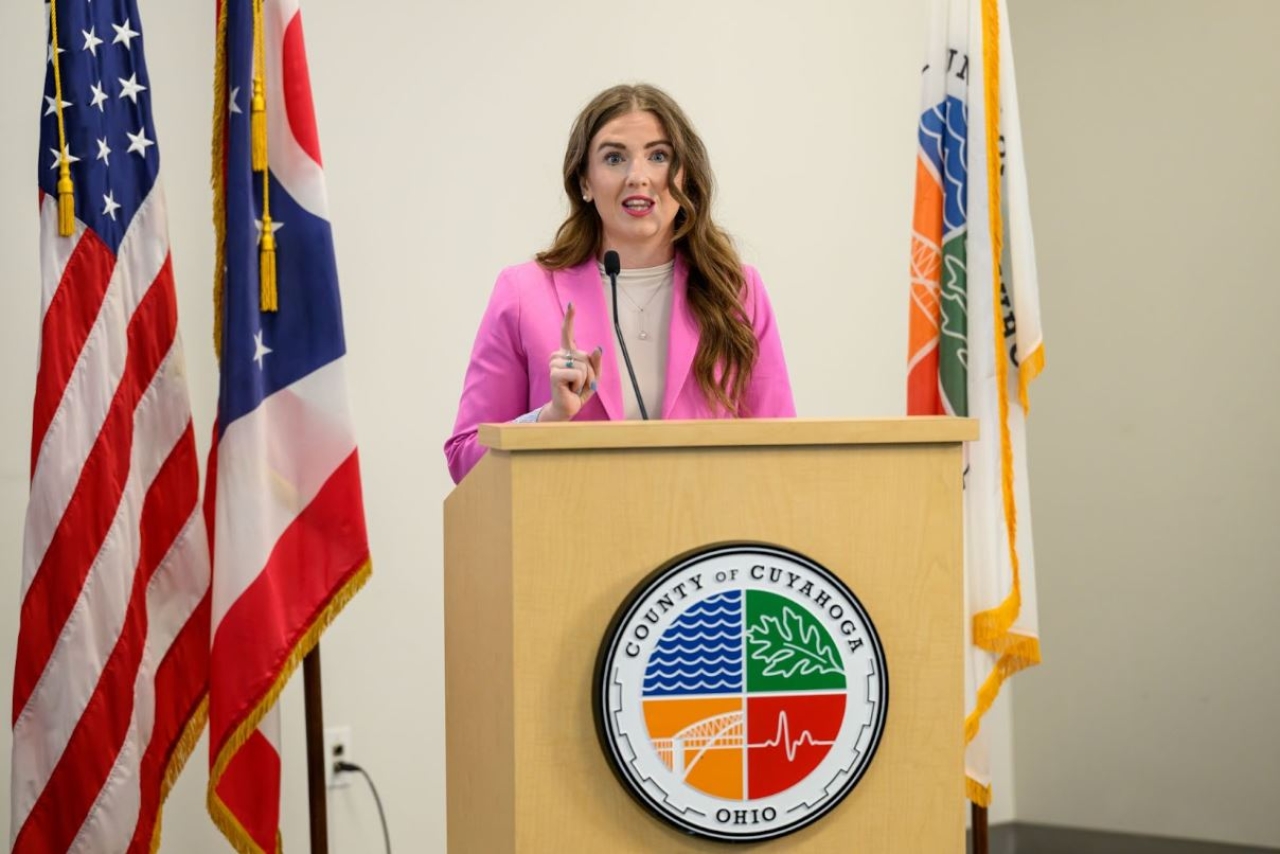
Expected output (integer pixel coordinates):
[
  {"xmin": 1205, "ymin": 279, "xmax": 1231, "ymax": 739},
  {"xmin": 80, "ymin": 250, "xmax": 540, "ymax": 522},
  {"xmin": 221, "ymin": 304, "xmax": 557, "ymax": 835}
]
[{"xmin": 603, "ymin": 250, "xmax": 621, "ymax": 277}]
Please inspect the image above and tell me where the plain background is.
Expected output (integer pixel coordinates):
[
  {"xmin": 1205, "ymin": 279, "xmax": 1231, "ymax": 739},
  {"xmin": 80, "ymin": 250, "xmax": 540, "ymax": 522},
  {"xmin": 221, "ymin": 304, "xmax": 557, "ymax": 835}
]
[
  {"xmin": 1009, "ymin": 1, "xmax": 1280, "ymax": 846},
  {"xmin": 0, "ymin": 0, "xmax": 1275, "ymax": 850}
]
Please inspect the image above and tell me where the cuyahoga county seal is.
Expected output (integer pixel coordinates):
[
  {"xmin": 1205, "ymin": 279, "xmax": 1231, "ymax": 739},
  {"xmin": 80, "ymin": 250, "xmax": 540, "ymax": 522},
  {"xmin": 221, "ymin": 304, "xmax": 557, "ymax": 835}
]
[{"xmin": 593, "ymin": 544, "xmax": 888, "ymax": 843}]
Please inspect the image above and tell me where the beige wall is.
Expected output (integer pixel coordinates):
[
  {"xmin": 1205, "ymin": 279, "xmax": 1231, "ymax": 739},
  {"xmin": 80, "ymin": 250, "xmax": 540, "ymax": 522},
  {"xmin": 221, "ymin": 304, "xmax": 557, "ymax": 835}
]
[
  {"xmin": 1008, "ymin": 0, "xmax": 1280, "ymax": 847},
  {"xmin": 17, "ymin": 0, "xmax": 1274, "ymax": 850},
  {"xmin": 7, "ymin": 0, "xmax": 1275, "ymax": 850},
  {"xmin": 1, "ymin": 1, "xmax": 1028, "ymax": 851}
]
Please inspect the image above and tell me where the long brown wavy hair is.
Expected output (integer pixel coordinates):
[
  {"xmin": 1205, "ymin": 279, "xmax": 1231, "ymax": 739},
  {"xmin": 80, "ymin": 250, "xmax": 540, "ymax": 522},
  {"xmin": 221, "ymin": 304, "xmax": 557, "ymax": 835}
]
[{"xmin": 536, "ymin": 84, "xmax": 758, "ymax": 415}]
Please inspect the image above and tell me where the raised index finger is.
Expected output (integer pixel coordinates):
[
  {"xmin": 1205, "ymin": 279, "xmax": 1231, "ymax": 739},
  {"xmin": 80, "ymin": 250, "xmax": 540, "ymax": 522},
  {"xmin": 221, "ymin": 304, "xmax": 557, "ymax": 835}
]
[{"xmin": 561, "ymin": 302, "xmax": 576, "ymax": 353}]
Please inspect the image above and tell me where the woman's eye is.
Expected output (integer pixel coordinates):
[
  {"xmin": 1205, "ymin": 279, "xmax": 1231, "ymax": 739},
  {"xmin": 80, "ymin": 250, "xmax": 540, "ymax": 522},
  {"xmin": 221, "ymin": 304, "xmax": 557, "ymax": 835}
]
[
  {"xmin": 604, "ymin": 153, "xmax": 624, "ymax": 165},
  {"xmin": 651, "ymin": 150, "xmax": 669, "ymax": 163}
]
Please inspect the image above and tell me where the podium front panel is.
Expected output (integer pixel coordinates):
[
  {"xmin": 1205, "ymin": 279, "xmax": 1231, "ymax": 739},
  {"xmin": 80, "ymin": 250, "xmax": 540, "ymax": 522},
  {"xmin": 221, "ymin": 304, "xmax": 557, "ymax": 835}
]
[{"xmin": 446, "ymin": 435, "xmax": 964, "ymax": 853}]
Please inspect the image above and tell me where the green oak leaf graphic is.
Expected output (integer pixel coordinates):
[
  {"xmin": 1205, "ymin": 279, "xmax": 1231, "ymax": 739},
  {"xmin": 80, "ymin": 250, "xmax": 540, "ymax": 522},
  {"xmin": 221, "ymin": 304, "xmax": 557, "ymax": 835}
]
[{"xmin": 746, "ymin": 606, "xmax": 842, "ymax": 679}]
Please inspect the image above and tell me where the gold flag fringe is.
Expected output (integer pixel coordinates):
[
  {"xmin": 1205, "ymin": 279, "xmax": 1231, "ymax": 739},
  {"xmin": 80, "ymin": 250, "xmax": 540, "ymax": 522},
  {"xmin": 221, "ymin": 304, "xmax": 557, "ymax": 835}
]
[
  {"xmin": 211, "ymin": 0, "xmax": 230, "ymax": 360},
  {"xmin": 960, "ymin": 0, "xmax": 1043, "ymax": 807},
  {"xmin": 148, "ymin": 696, "xmax": 209, "ymax": 854},
  {"xmin": 1018, "ymin": 343, "xmax": 1045, "ymax": 413},
  {"xmin": 967, "ymin": 776, "xmax": 993, "ymax": 808},
  {"xmin": 971, "ymin": 0, "xmax": 1041, "ymax": 666}
]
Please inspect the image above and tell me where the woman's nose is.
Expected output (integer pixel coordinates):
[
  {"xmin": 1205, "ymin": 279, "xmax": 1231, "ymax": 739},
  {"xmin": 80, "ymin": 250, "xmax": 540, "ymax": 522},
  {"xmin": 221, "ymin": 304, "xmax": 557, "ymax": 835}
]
[{"xmin": 626, "ymin": 161, "xmax": 651, "ymax": 186}]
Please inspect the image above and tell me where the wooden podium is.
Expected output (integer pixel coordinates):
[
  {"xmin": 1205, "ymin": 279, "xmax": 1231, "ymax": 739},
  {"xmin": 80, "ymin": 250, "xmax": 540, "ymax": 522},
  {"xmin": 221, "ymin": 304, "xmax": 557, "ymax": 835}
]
[{"xmin": 444, "ymin": 417, "xmax": 976, "ymax": 853}]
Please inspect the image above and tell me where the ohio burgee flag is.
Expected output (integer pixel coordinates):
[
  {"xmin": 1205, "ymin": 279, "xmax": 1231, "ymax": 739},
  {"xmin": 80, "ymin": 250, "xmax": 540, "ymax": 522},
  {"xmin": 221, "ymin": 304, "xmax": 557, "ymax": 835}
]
[
  {"xmin": 207, "ymin": 0, "xmax": 371, "ymax": 850},
  {"xmin": 907, "ymin": 0, "xmax": 1044, "ymax": 806},
  {"xmin": 12, "ymin": 0, "xmax": 211, "ymax": 850}
]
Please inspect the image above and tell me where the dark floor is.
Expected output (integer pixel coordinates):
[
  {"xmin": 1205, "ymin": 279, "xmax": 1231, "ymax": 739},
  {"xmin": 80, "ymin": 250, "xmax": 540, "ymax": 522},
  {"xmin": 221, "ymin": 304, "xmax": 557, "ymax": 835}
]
[{"xmin": 968, "ymin": 824, "xmax": 1279, "ymax": 854}]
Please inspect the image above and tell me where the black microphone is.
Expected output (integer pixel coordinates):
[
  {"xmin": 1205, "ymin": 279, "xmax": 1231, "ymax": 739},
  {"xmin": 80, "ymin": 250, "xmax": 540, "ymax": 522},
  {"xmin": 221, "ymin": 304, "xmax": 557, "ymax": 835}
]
[{"xmin": 604, "ymin": 250, "xmax": 649, "ymax": 420}]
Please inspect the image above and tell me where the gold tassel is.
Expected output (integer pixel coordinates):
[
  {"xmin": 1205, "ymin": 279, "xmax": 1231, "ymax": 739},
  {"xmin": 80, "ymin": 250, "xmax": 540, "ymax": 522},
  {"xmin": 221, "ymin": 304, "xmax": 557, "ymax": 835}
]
[
  {"xmin": 250, "ymin": 0, "xmax": 267, "ymax": 172},
  {"xmin": 252, "ymin": 0, "xmax": 277, "ymax": 318},
  {"xmin": 250, "ymin": 78, "xmax": 268, "ymax": 172},
  {"xmin": 57, "ymin": 161, "xmax": 75, "ymax": 236},
  {"xmin": 49, "ymin": 1, "xmax": 74, "ymax": 236},
  {"xmin": 259, "ymin": 215, "xmax": 278, "ymax": 312}
]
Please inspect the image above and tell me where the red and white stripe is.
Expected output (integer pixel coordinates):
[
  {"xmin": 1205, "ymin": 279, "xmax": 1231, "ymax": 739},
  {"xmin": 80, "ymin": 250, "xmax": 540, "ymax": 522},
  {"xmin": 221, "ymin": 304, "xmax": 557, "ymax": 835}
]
[
  {"xmin": 11, "ymin": 185, "xmax": 211, "ymax": 853},
  {"xmin": 206, "ymin": 361, "xmax": 364, "ymax": 851}
]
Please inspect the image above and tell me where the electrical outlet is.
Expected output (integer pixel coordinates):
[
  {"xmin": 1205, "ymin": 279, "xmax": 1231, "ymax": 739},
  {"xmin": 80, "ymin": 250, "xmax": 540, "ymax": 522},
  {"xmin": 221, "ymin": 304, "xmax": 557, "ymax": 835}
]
[{"xmin": 324, "ymin": 725, "xmax": 352, "ymax": 789}]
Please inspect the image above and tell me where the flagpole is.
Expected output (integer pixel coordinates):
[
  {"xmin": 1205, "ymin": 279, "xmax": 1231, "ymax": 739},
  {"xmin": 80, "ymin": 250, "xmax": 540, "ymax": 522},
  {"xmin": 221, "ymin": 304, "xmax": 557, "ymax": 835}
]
[
  {"xmin": 304, "ymin": 645, "xmax": 329, "ymax": 854},
  {"xmin": 972, "ymin": 803, "xmax": 988, "ymax": 854}
]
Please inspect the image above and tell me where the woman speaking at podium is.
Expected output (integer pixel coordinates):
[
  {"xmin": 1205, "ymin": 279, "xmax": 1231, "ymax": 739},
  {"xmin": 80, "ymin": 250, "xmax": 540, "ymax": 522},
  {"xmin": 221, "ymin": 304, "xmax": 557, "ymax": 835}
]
[{"xmin": 445, "ymin": 83, "xmax": 795, "ymax": 484}]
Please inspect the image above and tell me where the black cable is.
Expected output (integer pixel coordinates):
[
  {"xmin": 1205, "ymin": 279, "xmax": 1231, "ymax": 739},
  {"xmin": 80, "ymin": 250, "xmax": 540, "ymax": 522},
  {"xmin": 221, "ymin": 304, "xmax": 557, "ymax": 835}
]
[
  {"xmin": 335, "ymin": 761, "xmax": 390, "ymax": 854},
  {"xmin": 605, "ymin": 258, "xmax": 649, "ymax": 420}
]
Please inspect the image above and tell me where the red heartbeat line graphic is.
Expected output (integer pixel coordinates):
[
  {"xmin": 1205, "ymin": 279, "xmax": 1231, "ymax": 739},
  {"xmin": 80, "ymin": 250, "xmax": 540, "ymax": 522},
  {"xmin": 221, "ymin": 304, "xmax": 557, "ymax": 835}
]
[{"xmin": 749, "ymin": 711, "xmax": 835, "ymax": 762}]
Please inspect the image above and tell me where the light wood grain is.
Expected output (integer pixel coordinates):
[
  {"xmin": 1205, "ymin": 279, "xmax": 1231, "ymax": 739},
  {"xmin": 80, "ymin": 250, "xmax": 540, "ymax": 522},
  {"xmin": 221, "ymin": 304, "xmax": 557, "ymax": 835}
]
[
  {"xmin": 445, "ymin": 422, "xmax": 966, "ymax": 852},
  {"xmin": 444, "ymin": 455, "xmax": 515, "ymax": 854},
  {"xmin": 479, "ymin": 415, "xmax": 977, "ymax": 452}
]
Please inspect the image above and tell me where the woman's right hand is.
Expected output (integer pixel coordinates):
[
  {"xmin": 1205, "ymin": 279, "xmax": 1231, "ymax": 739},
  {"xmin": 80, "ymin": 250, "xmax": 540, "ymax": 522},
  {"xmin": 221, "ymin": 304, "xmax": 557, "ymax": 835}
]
[{"xmin": 540, "ymin": 302, "xmax": 603, "ymax": 422}]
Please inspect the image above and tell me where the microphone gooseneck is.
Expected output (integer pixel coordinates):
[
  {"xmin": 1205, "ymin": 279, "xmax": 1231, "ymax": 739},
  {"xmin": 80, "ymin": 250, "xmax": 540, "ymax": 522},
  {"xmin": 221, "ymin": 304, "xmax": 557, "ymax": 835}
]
[{"xmin": 604, "ymin": 250, "xmax": 649, "ymax": 420}]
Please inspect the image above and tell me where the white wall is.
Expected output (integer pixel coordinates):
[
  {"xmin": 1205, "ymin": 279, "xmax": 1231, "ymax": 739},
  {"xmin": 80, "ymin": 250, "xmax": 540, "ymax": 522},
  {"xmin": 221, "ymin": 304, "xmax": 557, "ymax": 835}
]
[
  {"xmin": 1008, "ymin": 0, "xmax": 1280, "ymax": 847},
  {"xmin": 0, "ymin": 1, "xmax": 1028, "ymax": 851}
]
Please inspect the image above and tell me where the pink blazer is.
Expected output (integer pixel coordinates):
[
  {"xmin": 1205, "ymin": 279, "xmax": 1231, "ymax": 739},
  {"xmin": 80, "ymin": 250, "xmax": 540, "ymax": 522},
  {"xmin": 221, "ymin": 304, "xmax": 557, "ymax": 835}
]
[{"xmin": 444, "ymin": 254, "xmax": 795, "ymax": 483}]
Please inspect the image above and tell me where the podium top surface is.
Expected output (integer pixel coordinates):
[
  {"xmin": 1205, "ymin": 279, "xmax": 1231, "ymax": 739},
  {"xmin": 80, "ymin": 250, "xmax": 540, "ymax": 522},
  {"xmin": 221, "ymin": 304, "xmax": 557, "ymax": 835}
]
[{"xmin": 478, "ymin": 416, "xmax": 977, "ymax": 453}]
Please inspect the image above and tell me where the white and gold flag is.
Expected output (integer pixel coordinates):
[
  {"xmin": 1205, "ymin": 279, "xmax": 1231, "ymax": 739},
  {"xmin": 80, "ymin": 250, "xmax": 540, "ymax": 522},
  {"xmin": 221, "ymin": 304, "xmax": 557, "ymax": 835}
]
[{"xmin": 907, "ymin": 0, "xmax": 1044, "ymax": 806}]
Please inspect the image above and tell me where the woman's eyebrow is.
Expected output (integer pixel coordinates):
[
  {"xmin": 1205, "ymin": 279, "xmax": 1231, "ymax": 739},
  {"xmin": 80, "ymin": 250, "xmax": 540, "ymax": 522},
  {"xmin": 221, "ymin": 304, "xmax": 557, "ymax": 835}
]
[{"xmin": 595, "ymin": 139, "xmax": 672, "ymax": 151}]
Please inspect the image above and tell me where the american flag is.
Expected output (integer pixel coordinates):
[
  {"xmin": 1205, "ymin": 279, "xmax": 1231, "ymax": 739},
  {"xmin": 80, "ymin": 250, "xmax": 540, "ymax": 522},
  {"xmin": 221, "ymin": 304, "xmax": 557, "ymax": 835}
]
[
  {"xmin": 12, "ymin": 0, "xmax": 212, "ymax": 851},
  {"xmin": 207, "ymin": 0, "xmax": 371, "ymax": 850}
]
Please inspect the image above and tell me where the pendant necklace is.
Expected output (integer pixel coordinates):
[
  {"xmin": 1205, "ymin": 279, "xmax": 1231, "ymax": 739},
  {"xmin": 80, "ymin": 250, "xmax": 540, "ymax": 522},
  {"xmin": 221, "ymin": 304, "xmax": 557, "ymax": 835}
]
[{"xmin": 617, "ymin": 283, "xmax": 663, "ymax": 341}]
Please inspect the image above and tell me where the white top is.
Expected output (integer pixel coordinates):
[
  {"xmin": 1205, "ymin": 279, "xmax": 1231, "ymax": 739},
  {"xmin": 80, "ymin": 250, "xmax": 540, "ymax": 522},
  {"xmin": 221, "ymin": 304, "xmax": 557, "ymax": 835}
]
[{"xmin": 600, "ymin": 261, "xmax": 675, "ymax": 420}]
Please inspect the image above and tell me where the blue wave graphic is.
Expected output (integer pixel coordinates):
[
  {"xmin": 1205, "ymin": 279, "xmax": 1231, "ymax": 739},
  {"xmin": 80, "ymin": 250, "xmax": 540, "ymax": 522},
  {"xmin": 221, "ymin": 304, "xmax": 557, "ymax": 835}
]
[
  {"xmin": 643, "ymin": 678, "xmax": 740, "ymax": 693},
  {"xmin": 642, "ymin": 590, "xmax": 743, "ymax": 696},
  {"xmin": 662, "ymin": 617, "xmax": 738, "ymax": 630},
  {"xmin": 646, "ymin": 664, "xmax": 740, "ymax": 679},
  {"xmin": 918, "ymin": 94, "xmax": 969, "ymax": 236},
  {"xmin": 646, "ymin": 652, "xmax": 739, "ymax": 666},
  {"xmin": 655, "ymin": 627, "xmax": 737, "ymax": 640},
  {"xmin": 679, "ymin": 605, "xmax": 738, "ymax": 617},
  {"xmin": 647, "ymin": 641, "xmax": 740, "ymax": 657}
]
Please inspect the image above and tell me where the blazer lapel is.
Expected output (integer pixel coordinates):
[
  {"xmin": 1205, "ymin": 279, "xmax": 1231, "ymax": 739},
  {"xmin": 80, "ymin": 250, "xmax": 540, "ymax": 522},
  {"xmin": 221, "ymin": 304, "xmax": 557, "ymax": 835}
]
[
  {"xmin": 662, "ymin": 253, "xmax": 698, "ymax": 418},
  {"xmin": 552, "ymin": 259, "xmax": 623, "ymax": 421}
]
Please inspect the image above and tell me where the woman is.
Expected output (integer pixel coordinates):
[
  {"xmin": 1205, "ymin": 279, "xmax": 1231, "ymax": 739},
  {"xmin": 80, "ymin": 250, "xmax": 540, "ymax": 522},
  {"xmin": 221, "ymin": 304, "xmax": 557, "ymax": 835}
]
[{"xmin": 445, "ymin": 83, "xmax": 794, "ymax": 484}]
